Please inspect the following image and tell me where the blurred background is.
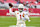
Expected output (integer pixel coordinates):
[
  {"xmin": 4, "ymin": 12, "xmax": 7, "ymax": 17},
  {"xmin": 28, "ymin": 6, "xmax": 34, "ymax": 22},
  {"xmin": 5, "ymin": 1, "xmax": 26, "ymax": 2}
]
[{"xmin": 0, "ymin": 0, "xmax": 40, "ymax": 27}]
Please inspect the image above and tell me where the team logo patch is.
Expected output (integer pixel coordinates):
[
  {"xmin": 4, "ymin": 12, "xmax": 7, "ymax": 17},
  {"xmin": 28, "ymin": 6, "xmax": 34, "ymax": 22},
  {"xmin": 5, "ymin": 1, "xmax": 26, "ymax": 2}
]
[{"xmin": 23, "ymin": 13, "xmax": 24, "ymax": 17}]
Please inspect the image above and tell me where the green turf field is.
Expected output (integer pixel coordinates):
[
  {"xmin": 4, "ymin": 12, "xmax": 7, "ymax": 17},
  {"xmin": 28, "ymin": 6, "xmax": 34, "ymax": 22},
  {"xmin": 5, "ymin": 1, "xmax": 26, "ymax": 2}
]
[{"xmin": 0, "ymin": 16, "xmax": 40, "ymax": 27}]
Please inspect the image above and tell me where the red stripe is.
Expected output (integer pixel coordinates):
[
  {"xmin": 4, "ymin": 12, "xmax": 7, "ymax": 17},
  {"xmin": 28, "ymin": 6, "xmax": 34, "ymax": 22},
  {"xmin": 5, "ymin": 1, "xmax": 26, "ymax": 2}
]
[{"xmin": 20, "ymin": 15, "xmax": 21, "ymax": 19}]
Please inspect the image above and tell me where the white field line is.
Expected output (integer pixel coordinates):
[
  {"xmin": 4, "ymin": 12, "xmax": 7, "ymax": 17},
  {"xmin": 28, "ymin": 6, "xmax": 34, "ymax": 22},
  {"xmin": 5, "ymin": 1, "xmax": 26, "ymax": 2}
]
[
  {"xmin": 0, "ymin": 16, "xmax": 40, "ymax": 18},
  {"xmin": 9, "ymin": 25, "xmax": 36, "ymax": 27}
]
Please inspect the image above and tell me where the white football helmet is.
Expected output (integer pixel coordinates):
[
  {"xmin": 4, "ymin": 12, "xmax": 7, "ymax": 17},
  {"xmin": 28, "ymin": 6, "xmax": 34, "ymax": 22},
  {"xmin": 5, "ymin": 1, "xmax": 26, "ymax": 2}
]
[{"xmin": 18, "ymin": 4, "xmax": 24, "ymax": 12}]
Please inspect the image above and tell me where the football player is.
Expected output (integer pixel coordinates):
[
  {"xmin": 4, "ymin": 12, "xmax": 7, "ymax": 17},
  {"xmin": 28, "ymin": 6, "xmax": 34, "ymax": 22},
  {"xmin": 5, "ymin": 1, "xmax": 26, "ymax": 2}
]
[
  {"xmin": 15, "ymin": 4, "xmax": 30, "ymax": 27},
  {"xmin": 15, "ymin": 4, "xmax": 26, "ymax": 27}
]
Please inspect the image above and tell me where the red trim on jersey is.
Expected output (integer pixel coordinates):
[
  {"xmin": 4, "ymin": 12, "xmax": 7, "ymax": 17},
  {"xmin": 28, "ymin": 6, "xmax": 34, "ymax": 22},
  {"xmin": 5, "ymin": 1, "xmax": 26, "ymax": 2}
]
[{"xmin": 20, "ymin": 15, "xmax": 21, "ymax": 19}]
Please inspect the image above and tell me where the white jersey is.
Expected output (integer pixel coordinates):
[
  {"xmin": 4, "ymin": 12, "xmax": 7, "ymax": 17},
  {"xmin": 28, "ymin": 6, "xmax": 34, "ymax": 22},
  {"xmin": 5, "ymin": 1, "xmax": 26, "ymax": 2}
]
[{"xmin": 15, "ymin": 11, "xmax": 29, "ymax": 21}]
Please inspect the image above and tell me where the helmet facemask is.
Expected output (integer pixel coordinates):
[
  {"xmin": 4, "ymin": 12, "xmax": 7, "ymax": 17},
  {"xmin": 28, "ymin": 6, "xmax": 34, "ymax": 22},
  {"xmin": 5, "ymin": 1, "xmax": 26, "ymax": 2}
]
[{"xmin": 18, "ymin": 8, "xmax": 23, "ymax": 12}]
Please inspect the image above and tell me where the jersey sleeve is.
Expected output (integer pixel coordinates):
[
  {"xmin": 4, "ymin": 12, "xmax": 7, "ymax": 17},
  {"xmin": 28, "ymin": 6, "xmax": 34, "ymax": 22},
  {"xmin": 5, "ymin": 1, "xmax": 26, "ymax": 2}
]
[
  {"xmin": 24, "ymin": 11, "xmax": 29, "ymax": 15},
  {"xmin": 9, "ymin": 8, "xmax": 12, "ymax": 13},
  {"xmin": 9, "ymin": 8, "xmax": 15, "ymax": 15}
]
